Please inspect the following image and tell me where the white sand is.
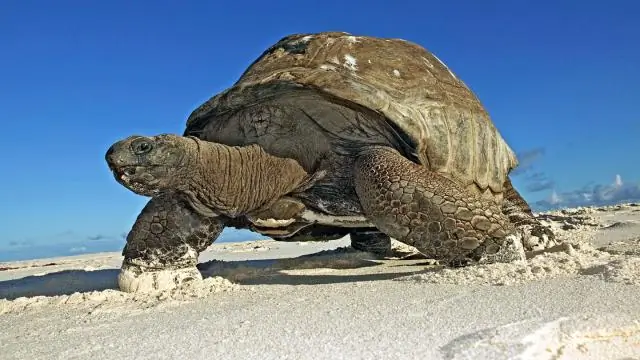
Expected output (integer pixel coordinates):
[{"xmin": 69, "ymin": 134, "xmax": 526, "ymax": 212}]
[{"xmin": 1, "ymin": 204, "xmax": 640, "ymax": 359}]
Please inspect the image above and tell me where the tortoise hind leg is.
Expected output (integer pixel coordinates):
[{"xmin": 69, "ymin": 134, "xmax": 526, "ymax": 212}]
[
  {"xmin": 350, "ymin": 230, "xmax": 392, "ymax": 256},
  {"xmin": 353, "ymin": 146, "xmax": 523, "ymax": 266}
]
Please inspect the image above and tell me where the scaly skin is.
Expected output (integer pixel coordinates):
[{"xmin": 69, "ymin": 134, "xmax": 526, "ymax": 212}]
[
  {"xmin": 354, "ymin": 146, "xmax": 516, "ymax": 265},
  {"xmin": 246, "ymin": 197, "xmax": 307, "ymax": 223},
  {"xmin": 117, "ymin": 192, "xmax": 225, "ymax": 293},
  {"xmin": 121, "ymin": 192, "xmax": 224, "ymax": 270},
  {"xmin": 105, "ymin": 134, "xmax": 313, "ymax": 218}
]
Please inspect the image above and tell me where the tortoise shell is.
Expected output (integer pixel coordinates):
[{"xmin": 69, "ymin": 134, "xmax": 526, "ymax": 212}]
[{"xmin": 187, "ymin": 31, "xmax": 518, "ymax": 194}]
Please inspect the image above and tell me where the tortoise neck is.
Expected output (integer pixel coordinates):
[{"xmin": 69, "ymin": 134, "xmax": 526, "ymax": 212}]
[{"xmin": 181, "ymin": 139, "xmax": 310, "ymax": 218}]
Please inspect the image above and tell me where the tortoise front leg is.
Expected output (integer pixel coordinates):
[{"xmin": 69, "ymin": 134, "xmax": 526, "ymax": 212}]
[
  {"xmin": 119, "ymin": 192, "xmax": 224, "ymax": 293},
  {"xmin": 353, "ymin": 146, "xmax": 524, "ymax": 266}
]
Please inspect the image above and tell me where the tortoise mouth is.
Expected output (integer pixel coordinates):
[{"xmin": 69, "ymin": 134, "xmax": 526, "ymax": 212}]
[
  {"xmin": 110, "ymin": 164, "xmax": 161, "ymax": 178},
  {"xmin": 114, "ymin": 166, "xmax": 137, "ymax": 177},
  {"xmin": 110, "ymin": 165, "xmax": 163, "ymax": 196},
  {"xmin": 110, "ymin": 165, "xmax": 139, "ymax": 180}
]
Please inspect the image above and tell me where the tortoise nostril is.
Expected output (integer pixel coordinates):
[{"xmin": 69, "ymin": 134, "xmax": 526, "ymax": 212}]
[
  {"xmin": 123, "ymin": 167, "xmax": 136, "ymax": 176},
  {"xmin": 106, "ymin": 145, "xmax": 126, "ymax": 168}
]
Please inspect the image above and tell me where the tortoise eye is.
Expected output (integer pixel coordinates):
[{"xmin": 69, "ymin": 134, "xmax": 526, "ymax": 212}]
[{"xmin": 131, "ymin": 138, "xmax": 153, "ymax": 155}]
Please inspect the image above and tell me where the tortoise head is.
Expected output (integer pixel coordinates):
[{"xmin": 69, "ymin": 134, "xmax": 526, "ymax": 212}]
[{"xmin": 105, "ymin": 134, "xmax": 196, "ymax": 196}]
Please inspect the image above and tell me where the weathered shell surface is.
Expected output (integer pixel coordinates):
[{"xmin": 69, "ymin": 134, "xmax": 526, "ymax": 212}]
[{"xmin": 187, "ymin": 32, "xmax": 518, "ymax": 194}]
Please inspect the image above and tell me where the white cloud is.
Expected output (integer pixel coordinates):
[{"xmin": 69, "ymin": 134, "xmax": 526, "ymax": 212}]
[
  {"xmin": 615, "ymin": 174, "xmax": 623, "ymax": 187},
  {"xmin": 535, "ymin": 175, "xmax": 640, "ymax": 210}
]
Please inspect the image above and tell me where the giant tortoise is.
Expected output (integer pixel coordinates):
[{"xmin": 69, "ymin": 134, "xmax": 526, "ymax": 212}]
[{"xmin": 105, "ymin": 31, "xmax": 555, "ymax": 293}]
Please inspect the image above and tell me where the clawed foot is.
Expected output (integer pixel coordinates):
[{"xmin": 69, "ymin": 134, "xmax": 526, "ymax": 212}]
[
  {"xmin": 472, "ymin": 233, "xmax": 527, "ymax": 265},
  {"xmin": 118, "ymin": 263, "xmax": 203, "ymax": 293},
  {"xmin": 519, "ymin": 222, "xmax": 558, "ymax": 251}
]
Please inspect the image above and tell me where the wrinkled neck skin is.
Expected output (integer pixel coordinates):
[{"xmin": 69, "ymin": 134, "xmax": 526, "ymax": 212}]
[{"xmin": 175, "ymin": 138, "xmax": 309, "ymax": 219}]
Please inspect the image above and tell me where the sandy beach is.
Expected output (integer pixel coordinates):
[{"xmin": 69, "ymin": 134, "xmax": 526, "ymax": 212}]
[{"xmin": 1, "ymin": 204, "xmax": 640, "ymax": 359}]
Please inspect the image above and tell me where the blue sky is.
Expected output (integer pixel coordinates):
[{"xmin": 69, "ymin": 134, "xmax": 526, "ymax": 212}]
[{"xmin": 1, "ymin": 0, "xmax": 639, "ymax": 261}]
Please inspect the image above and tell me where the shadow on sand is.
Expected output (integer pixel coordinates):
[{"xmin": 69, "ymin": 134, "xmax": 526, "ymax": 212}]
[
  {"xmin": 0, "ymin": 251, "xmax": 436, "ymax": 300},
  {"xmin": 0, "ymin": 269, "xmax": 120, "ymax": 300}
]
